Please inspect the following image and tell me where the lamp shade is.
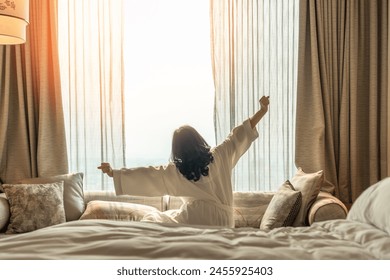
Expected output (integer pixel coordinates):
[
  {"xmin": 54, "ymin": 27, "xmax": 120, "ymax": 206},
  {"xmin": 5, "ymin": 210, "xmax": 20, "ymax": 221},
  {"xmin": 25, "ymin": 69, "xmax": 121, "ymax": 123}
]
[{"xmin": 0, "ymin": 0, "xmax": 29, "ymax": 45}]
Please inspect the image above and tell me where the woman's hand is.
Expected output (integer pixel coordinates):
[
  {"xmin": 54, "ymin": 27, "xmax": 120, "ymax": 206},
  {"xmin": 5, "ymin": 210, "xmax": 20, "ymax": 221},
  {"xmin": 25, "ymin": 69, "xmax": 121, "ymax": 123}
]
[
  {"xmin": 260, "ymin": 96, "xmax": 270, "ymax": 111},
  {"xmin": 98, "ymin": 162, "xmax": 113, "ymax": 177},
  {"xmin": 249, "ymin": 96, "xmax": 270, "ymax": 128}
]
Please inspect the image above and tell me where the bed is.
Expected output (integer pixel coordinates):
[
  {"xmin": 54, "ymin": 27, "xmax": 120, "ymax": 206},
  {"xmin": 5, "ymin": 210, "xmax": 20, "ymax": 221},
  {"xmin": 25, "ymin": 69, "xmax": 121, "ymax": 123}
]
[
  {"xmin": 0, "ymin": 177, "xmax": 389, "ymax": 260},
  {"xmin": 0, "ymin": 218, "xmax": 388, "ymax": 260}
]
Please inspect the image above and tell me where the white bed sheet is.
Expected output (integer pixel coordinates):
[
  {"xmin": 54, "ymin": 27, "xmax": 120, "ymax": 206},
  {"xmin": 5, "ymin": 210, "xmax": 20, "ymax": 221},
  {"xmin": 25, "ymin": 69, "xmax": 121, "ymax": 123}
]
[{"xmin": 0, "ymin": 218, "xmax": 389, "ymax": 260}]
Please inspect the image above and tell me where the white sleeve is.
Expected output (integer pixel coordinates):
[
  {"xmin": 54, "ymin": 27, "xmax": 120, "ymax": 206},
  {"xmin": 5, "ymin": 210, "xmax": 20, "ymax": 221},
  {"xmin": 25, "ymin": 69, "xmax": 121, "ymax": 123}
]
[
  {"xmin": 113, "ymin": 165, "xmax": 172, "ymax": 196},
  {"xmin": 213, "ymin": 119, "xmax": 259, "ymax": 168}
]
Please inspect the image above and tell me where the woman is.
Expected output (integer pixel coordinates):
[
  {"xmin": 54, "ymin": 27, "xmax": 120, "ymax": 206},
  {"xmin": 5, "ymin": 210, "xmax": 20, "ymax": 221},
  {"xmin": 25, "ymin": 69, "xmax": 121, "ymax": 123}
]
[{"xmin": 98, "ymin": 96, "xmax": 269, "ymax": 227}]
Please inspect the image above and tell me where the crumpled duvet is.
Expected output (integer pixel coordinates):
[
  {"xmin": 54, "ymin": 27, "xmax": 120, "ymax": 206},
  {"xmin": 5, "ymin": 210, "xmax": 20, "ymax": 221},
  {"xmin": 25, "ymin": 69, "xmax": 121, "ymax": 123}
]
[{"xmin": 0, "ymin": 218, "xmax": 389, "ymax": 260}]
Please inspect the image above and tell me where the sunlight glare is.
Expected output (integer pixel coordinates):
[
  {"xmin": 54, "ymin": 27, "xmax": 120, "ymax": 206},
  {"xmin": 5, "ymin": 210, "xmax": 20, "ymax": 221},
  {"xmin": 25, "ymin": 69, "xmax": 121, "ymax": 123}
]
[{"xmin": 124, "ymin": 0, "xmax": 215, "ymax": 166}]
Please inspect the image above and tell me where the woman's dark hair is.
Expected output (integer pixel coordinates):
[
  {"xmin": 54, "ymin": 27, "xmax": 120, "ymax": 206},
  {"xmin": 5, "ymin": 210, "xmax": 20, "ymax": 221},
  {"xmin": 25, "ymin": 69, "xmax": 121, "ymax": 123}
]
[{"xmin": 171, "ymin": 125, "xmax": 214, "ymax": 182}]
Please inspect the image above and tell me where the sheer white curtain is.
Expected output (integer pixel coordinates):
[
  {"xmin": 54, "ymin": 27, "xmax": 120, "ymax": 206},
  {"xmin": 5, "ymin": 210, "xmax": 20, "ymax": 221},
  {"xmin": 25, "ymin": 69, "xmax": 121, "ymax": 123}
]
[
  {"xmin": 58, "ymin": 0, "xmax": 125, "ymax": 190},
  {"xmin": 210, "ymin": 0, "xmax": 299, "ymax": 191},
  {"xmin": 123, "ymin": 0, "xmax": 215, "ymax": 167},
  {"xmin": 58, "ymin": 0, "xmax": 215, "ymax": 190}
]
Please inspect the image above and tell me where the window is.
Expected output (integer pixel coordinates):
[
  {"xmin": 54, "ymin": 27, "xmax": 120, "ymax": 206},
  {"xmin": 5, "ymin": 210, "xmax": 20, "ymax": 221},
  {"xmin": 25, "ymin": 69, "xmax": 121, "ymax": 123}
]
[
  {"xmin": 58, "ymin": 0, "xmax": 215, "ymax": 190},
  {"xmin": 58, "ymin": 0, "xmax": 298, "ymax": 192},
  {"xmin": 123, "ymin": 0, "xmax": 215, "ymax": 167}
]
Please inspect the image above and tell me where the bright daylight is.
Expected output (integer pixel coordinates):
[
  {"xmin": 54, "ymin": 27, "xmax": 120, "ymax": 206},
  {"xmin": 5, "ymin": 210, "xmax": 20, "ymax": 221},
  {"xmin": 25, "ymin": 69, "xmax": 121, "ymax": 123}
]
[{"xmin": 124, "ymin": 0, "xmax": 215, "ymax": 166}]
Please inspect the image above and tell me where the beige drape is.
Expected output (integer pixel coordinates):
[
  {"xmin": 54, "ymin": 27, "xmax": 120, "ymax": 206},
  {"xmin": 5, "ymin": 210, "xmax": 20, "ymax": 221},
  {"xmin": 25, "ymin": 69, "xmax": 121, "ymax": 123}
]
[
  {"xmin": 388, "ymin": 1, "xmax": 390, "ymax": 177},
  {"xmin": 296, "ymin": 0, "xmax": 388, "ymax": 204},
  {"xmin": 0, "ymin": 0, "xmax": 68, "ymax": 184},
  {"xmin": 210, "ymin": 0, "xmax": 300, "ymax": 191}
]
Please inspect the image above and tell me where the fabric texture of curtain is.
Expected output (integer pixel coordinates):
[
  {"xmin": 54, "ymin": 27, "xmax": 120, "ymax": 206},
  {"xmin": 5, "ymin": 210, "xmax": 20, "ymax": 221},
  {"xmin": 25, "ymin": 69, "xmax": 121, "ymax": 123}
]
[
  {"xmin": 0, "ymin": 0, "xmax": 68, "ymax": 184},
  {"xmin": 388, "ymin": 2, "xmax": 390, "ymax": 177},
  {"xmin": 296, "ymin": 0, "xmax": 388, "ymax": 204},
  {"xmin": 58, "ymin": 0, "xmax": 125, "ymax": 190},
  {"xmin": 210, "ymin": 0, "xmax": 300, "ymax": 191}
]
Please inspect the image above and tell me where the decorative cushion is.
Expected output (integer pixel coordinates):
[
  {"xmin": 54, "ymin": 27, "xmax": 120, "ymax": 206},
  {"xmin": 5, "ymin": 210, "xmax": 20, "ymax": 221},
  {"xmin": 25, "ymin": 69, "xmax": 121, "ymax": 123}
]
[
  {"xmin": 260, "ymin": 180, "xmax": 302, "ymax": 230},
  {"xmin": 347, "ymin": 177, "xmax": 390, "ymax": 235},
  {"xmin": 2, "ymin": 182, "xmax": 66, "ymax": 234},
  {"xmin": 79, "ymin": 200, "xmax": 159, "ymax": 221},
  {"xmin": 18, "ymin": 173, "xmax": 85, "ymax": 221},
  {"xmin": 0, "ymin": 193, "xmax": 10, "ymax": 232},
  {"xmin": 291, "ymin": 168, "xmax": 324, "ymax": 226}
]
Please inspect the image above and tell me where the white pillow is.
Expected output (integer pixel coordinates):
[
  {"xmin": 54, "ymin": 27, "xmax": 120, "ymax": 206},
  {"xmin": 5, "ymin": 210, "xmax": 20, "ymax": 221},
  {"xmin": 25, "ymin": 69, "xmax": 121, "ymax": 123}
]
[
  {"xmin": 347, "ymin": 177, "xmax": 390, "ymax": 235},
  {"xmin": 80, "ymin": 200, "xmax": 159, "ymax": 221}
]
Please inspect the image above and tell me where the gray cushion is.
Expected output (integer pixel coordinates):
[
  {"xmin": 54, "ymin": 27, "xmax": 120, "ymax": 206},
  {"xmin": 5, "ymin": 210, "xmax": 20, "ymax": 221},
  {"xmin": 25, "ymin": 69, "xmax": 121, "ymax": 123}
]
[{"xmin": 260, "ymin": 180, "xmax": 302, "ymax": 230}]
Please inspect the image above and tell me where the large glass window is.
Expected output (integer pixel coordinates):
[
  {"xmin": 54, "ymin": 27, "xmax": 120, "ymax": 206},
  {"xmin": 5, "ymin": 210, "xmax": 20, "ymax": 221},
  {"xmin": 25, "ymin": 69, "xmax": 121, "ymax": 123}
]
[
  {"xmin": 123, "ymin": 0, "xmax": 215, "ymax": 167},
  {"xmin": 58, "ymin": 0, "xmax": 298, "ymax": 192},
  {"xmin": 58, "ymin": 0, "xmax": 215, "ymax": 190}
]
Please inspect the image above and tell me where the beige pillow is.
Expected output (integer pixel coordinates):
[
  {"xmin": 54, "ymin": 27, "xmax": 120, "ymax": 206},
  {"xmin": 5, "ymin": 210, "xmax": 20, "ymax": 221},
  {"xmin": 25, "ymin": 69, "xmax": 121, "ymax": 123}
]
[
  {"xmin": 80, "ymin": 200, "xmax": 159, "ymax": 221},
  {"xmin": 18, "ymin": 173, "xmax": 85, "ymax": 221},
  {"xmin": 2, "ymin": 182, "xmax": 66, "ymax": 234},
  {"xmin": 291, "ymin": 168, "xmax": 324, "ymax": 226},
  {"xmin": 260, "ymin": 181, "xmax": 302, "ymax": 230}
]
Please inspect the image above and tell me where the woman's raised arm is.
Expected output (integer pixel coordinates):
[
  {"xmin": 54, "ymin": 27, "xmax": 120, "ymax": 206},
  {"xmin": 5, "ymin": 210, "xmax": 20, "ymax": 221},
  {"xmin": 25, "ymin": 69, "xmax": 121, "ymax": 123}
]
[{"xmin": 249, "ymin": 96, "xmax": 270, "ymax": 129}]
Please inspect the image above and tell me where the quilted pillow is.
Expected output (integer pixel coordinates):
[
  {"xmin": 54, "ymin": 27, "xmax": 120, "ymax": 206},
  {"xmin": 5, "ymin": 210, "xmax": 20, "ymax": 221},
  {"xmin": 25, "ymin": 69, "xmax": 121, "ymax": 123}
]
[
  {"xmin": 291, "ymin": 168, "xmax": 324, "ymax": 226},
  {"xmin": 260, "ymin": 180, "xmax": 302, "ymax": 230},
  {"xmin": 2, "ymin": 182, "xmax": 66, "ymax": 234},
  {"xmin": 18, "ymin": 173, "xmax": 85, "ymax": 221},
  {"xmin": 80, "ymin": 200, "xmax": 159, "ymax": 221}
]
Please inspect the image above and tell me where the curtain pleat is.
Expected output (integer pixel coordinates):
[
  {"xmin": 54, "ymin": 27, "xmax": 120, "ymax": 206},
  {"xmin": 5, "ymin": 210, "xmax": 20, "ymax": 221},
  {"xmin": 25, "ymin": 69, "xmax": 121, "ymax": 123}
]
[
  {"xmin": 0, "ymin": 0, "xmax": 68, "ymax": 184},
  {"xmin": 296, "ymin": 0, "xmax": 388, "ymax": 204},
  {"xmin": 388, "ymin": 1, "xmax": 390, "ymax": 177},
  {"xmin": 210, "ymin": 0, "xmax": 299, "ymax": 191},
  {"xmin": 58, "ymin": 0, "xmax": 125, "ymax": 190}
]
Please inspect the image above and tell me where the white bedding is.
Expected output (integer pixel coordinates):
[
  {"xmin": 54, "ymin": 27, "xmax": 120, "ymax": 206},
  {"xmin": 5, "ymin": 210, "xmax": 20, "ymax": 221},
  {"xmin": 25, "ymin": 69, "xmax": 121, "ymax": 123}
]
[
  {"xmin": 0, "ymin": 218, "xmax": 389, "ymax": 260},
  {"xmin": 1, "ymin": 177, "xmax": 390, "ymax": 260}
]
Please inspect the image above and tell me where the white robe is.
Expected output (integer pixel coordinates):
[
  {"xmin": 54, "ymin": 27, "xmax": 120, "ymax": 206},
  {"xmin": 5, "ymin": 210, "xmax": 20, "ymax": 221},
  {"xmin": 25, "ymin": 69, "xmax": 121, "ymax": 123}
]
[{"xmin": 113, "ymin": 119, "xmax": 258, "ymax": 227}]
